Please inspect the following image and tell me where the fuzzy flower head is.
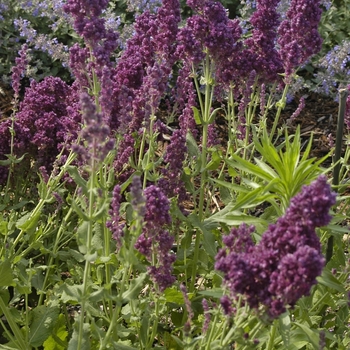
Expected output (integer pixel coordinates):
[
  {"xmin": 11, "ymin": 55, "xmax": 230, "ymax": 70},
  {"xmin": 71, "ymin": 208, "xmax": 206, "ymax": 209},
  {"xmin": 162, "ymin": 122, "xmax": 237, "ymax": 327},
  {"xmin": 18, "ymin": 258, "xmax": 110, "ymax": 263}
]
[
  {"xmin": 177, "ymin": 0, "xmax": 243, "ymax": 85},
  {"xmin": 215, "ymin": 176, "xmax": 336, "ymax": 318},
  {"xmin": 134, "ymin": 185, "xmax": 176, "ymax": 291},
  {"xmin": 11, "ymin": 44, "xmax": 28, "ymax": 99},
  {"xmin": 72, "ymin": 93, "xmax": 114, "ymax": 168},
  {"xmin": 278, "ymin": 0, "xmax": 323, "ymax": 79},
  {"xmin": 0, "ymin": 76, "xmax": 81, "ymax": 184}
]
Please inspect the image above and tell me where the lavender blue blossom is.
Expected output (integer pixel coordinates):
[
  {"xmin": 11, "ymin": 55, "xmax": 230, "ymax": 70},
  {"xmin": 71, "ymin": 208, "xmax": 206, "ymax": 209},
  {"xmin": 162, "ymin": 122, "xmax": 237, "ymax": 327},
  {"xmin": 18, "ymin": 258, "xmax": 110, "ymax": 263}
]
[
  {"xmin": 177, "ymin": 0, "xmax": 244, "ymax": 86},
  {"xmin": 14, "ymin": 18, "xmax": 69, "ymax": 67},
  {"xmin": 314, "ymin": 41, "xmax": 350, "ymax": 97},
  {"xmin": 19, "ymin": 0, "xmax": 69, "ymax": 22},
  {"xmin": 278, "ymin": 0, "xmax": 323, "ymax": 79},
  {"xmin": 11, "ymin": 44, "xmax": 28, "ymax": 99},
  {"xmin": 345, "ymin": 85, "xmax": 350, "ymax": 131},
  {"xmin": 135, "ymin": 186, "xmax": 176, "ymax": 291},
  {"xmin": 127, "ymin": 0, "xmax": 162, "ymax": 13},
  {"xmin": 180, "ymin": 283, "xmax": 194, "ymax": 334},
  {"xmin": 215, "ymin": 176, "xmax": 336, "ymax": 318},
  {"xmin": 260, "ymin": 83, "xmax": 266, "ymax": 115},
  {"xmin": 113, "ymin": 134, "xmax": 135, "ymax": 182},
  {"xmin": 0, "ymin": 2, "xmax": 9, "ymax": 20}
]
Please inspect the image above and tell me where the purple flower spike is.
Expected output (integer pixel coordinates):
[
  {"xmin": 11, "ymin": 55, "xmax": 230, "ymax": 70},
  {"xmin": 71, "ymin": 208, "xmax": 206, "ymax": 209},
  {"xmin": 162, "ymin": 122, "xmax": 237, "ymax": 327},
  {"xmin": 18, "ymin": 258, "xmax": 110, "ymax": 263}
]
[
  {"xmin": 72, "ymin": 93, "xmax": 115, "ymax": 167},
  {"xmin": 11, "ymin": 44, "xmax": 28, "ymax": 99},
  {"xmin": 106, "ymin": 185, "xmax": 124, "ymax": 248},
  {"xmin": 278, "ymin": 0, "xmax": 323, "ymax": 78},
  {"xmin": 135, "ymin": 186, "xmax": 176, "ymax": 291},
  {"xmin": 216, "ymin": 176, "xmax": 336, "ymax": 318}
]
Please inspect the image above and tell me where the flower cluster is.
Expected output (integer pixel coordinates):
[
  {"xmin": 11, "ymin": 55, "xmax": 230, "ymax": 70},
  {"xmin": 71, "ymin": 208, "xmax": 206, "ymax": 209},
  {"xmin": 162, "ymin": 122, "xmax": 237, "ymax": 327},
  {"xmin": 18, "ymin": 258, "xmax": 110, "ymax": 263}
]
[
  {"xmin": 106, "ymin": 185, "xmax": 124, "ymax": 248},
  {"xmin": 109, "ymin": 0, "xmax": 181, "ymax": 132},
  {"xmin": 14, "ymin": 18, "xmax": 69, "ymax": 67},
  {"xmin": 345, "ymin": 85, "xmax": 350, "ymax": 131},
  {"xmin": 64, "ymin": 0, "xmax": 119, "ymax": 89},
  {"xmin": 215, "ymin": 176, "xmax": 336, "ymax": 318},
  {"xmin": 0, "ymin": 77, "xmax": 81, "ymax": 183},
  {"xmin": 314, "ymin": 40, "xmax": 350, "ymax": 97},
  {"xmin": 135, "ymin": 185, "xmax": 176, "ymax": 291},
  {"xmin": 11, "ymin": 44, "xmax": 28, "ymax": 99},
  {"xmin": 244, "ymin": 0, "xmax": 283, "ymax": 83},
  {"xmin": 278, "ymin": 0, "xmax": 323, "ymax": 78},
  {"xmin": 158, "ymin": 129, "xmax": 187, "ymax": 204},
  {"xmin": 177, "ymin": 0, "xmax": 243, "ymax": 86},
  {"xmin": 72, "ymin": 93, "xmax": 114, "ymax": 168}
]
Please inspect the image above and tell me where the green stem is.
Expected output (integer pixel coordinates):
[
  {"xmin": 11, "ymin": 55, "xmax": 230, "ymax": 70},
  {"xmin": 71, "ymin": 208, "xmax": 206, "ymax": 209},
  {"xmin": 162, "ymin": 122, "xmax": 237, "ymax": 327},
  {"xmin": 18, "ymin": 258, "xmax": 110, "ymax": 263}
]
[
  {"xmin": 38, "ymin": 206, "xmax": 74, "ymax": 306},
  {"xmin": 10, "ymin": 151, "xmax": 76, "ymax": 257},
  {"xmin": 327, "ymin": 88, "xmax": 348, "ymax": 263},
  {"xmin": 77, "ymin": 161, "xmax": 96, "ymax": 350},
  {"xmin": 269, "ymin": 83, "xmax": 289, "ymax": 141},
  {"xmin": 99, "ymin": 265, "xmax": 133, "ymax": 349},
  {"xmin": 189, "ymin": 54, "xmax": 213, "ymax": 293},
  {"xmin": 146, "ymin": 298, "xmax": 160, "ymax": 349},
  {"xmin": 143, "ymin": 115, "xmax": 156, "ymax": 189},
  {"xmin": 0, "ymin": 295, "xmax": 27, "ymax": 350},
  {"xmin": 266, "ymin": 320, "xmax": 277, "ymax": 350}
]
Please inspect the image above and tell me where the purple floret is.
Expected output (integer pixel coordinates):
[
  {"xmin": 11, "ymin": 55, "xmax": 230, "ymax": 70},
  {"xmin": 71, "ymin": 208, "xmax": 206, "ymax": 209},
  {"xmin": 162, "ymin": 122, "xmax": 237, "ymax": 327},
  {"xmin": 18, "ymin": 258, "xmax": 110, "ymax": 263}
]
[{"xmin": 215, "ymin": 176, "xmax": 336, "ymax": 318}]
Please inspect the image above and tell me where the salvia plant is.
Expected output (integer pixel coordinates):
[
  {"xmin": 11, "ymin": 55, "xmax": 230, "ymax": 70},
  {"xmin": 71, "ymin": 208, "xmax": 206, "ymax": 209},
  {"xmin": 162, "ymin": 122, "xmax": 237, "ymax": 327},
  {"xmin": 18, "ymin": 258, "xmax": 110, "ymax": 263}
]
[{"xmin": 0, "ymin": 0, "xmax": 349, "ymax": 349}]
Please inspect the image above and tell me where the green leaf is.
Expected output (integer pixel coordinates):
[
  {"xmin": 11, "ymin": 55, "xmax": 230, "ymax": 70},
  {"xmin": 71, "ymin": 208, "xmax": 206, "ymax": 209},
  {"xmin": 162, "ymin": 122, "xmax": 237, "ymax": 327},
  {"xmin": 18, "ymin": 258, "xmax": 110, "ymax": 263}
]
[
  {"xmin": 71, "ymin": 199, "xmax": 90, "ymax": 221},
  {"xmin": 279, "ymin": 312, "xmax": 291, "ymax": 347},
  {"xmin": 226, "ymin": 155, "xmax": 273, "ymax": 183},
  {"xmin": 77, "ymin": 221, "xmax": 89, "ymax": 254},
  {"xmin": 0, "ymin": 153, "xmax": 27, "ymax": 166},
  {"xmin": 188, "ymin": 213, "xmax": 216, "ymax": 258},
  {"xmin": 66, "ymin": 165, "xmax": 88, "ymax": 195},
  {"xmin": 164, "ymin": 287, "xmax": 185, "ymax": 305},
  {"xmin": 192, "ymin": 106, "xmax": 203, "ymax": 125},
  {"xmin": 205, "ymin": 208, "xmax": 267, "ymax": 227},
  {"xmin": 60, "ymin": 283, "xmax": 84, "ymax": 304},
  {"xmin": 294, "ymin": 322, "xmax": 319, "ymax": 349},
  {"xmin": 29, "ymin": 303, "xmax": 60, "ymax": 347},
  {"xmin": 140, "ymin": 313, "xmax": 150, "ymax": 347},
  {"xmin": 122, "ymin": 273, "xmax": 147, "ymax": 302},
  {"xmin": 43, "ymin": 314, "xmax": 68, "ymax": 350},
  {"xmin": 198, "ymin": 289, "xmax": 223, "ymax": 299},
  {"xmin": 0, "ymin": 260, "xmax": 15, "ymax": 287},
  {"xmin": 16, "ymin": 210, "xmax": 41, "ymax": 233},
  {"xmin": 186, "ymin": 132, "xmax": 201, "ymax": 159},
  {"xmin": 317, "ymin": 268, "xmax": 346, "ymax": 293},
  {"xmin": 67, "ymin": 320, "xmax": 91, "ymax": 350},
  {"xmin": 208, "ymin": 107, "xmax": 222, "ymax": 124},
  {"xmin": 111, "ymin": 342, "xmax": 138, "ymax": 350}
]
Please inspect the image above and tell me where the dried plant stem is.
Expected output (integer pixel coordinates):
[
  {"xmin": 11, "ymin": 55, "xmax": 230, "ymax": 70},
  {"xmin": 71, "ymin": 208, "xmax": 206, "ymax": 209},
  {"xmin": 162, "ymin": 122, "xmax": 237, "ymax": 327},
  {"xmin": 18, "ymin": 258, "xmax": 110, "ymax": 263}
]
[{"xmin": 326, "ymin": 88, "xmax": 348, "ymax": 263}]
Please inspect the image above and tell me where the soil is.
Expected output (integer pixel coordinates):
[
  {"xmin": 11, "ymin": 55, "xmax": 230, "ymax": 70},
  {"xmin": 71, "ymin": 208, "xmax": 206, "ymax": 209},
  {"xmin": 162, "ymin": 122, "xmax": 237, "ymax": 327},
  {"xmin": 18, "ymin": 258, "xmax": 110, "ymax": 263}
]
[{"xmin": 0, "ymin": 82, "xmax": 342, "ymax": 161}]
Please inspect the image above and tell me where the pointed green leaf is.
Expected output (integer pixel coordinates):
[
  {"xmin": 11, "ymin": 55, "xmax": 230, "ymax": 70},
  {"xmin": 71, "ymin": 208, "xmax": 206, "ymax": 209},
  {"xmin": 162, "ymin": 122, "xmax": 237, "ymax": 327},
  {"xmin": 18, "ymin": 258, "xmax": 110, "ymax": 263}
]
[
  {"xmin": 317, "ymin": 268, "xmax": 346, "ymax": 293},
  {"xmin": 0, "ymin": 260, "xmax": 15, "ymax": 287},
  {"xmin": 67, "ymin": 320, "xmax": 91, "ymax": 350},
  {"xmin": 192, "ymin": 106, "xmax": 203, "ymax": 125},
  {"xmin": 122, "ymin": 273, "xmax": 147, "ymax": 302},
  {"xmin": 16, "ymin": 210, "xmax": 41, "ymax": 233},
  {"xmin": 29, "ymin": 303, "xmax": 60, "ymax": 347},
  {"xmin": 294, "ymin": 322, "xmax": 319, "ymax": 349},
  {"xmin": 66, "ymin": 166, "xmax": 88, "ymax": 195}
]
